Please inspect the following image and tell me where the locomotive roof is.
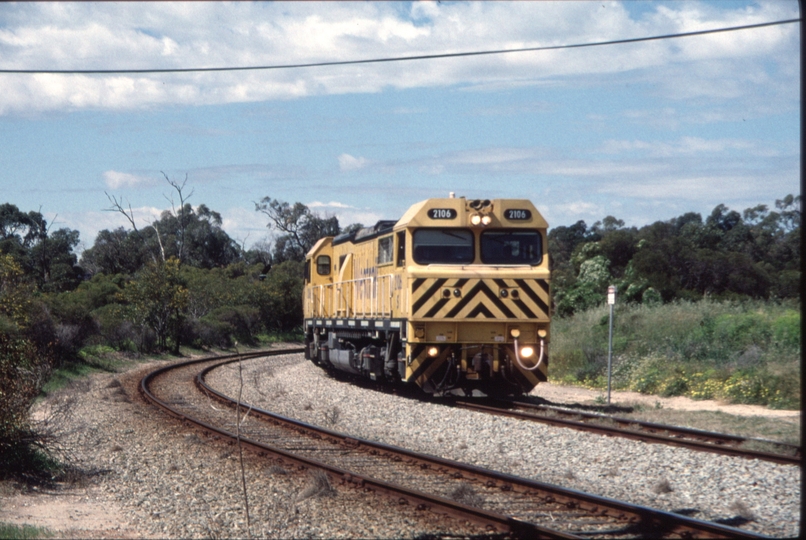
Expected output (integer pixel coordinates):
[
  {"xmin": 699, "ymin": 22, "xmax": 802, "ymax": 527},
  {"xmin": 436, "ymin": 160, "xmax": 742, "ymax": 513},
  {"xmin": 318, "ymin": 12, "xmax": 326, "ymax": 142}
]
[
  {"xmin": 332, "ymin": 220, "xmax": 396, "ymax": 246},
  {"xmin": 396, "ymin": 197, "xmax": 547, "ymax": 229},
  {"xmin": 321, "ymin": 197, "xmax": 547, "ymax": 252}
]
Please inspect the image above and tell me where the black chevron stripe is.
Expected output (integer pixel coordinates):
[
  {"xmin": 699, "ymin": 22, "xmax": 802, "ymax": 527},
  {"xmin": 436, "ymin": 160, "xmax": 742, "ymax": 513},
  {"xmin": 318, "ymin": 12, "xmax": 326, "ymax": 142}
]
[
  {"xmin": 444, "ymin": 281, "xmax": 484, "ymax": 318},
  {"xmin": 513, "ymin": 299, "xmax": 537, "ymax": 319},
  {"xmin": 515, "ymin": 279, "xmax": 549, "ymax": 316},
  {"xmin": 409, "ymin": 352, "xmax": 438, "ymax": 383},
  {"xmin": 536, "ymin": 278, "xmax": 550, "ymax": 295},
  {"xmin": 468, "ymin": 303, "xmax": 495, "ymax": 318},
  {"xmin": 412, "ymin": 278, "xmax": 426, "ymax": 294},
  {"xmin": 424, "ymin": 298, "xmax": 451, "ymax": 318},
  {"xmin": 446, "ymin": 281, "xmax": 516, "ymax": 319},
  {"xmin": 479, "ymin": 284, "xmax": 516, "ymax": 318},
  {"xmin": 412, "ymin": 278, "xmax": 447, "ymax": 314}
]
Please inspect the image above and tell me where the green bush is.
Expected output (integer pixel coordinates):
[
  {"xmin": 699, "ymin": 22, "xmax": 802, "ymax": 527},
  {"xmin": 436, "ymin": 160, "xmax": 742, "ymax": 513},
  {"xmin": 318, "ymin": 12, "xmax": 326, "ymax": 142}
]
[
  {"xmin": 0, "ymin": 335, "xmax": 52, "ymax": 468},
  {"xmin": 205, "ymin": 305, "xmax": 260, "ymax": 346},
  {"xmin": 550, "ymin": 299, "xmax": 801, "ymax": 409},
  {"xmin": 92, "ymin": 304, "xmax": 137, "ymax": 352},
  {"xmin": 772, "ymin": 310, "xmax": 800, "ymax": 349},
  {"xmin": 184, "ymin": 317, "xmax": 233, "ymax": 349}
]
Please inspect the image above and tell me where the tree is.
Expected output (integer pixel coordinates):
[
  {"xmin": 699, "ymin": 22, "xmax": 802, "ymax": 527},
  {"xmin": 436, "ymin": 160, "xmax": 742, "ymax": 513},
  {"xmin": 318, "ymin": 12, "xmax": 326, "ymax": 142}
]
[
  {"xmin": 255, "ymin": 197, "xmax": 340, "ymax": 263},
  {"xmin": 29, "ymin": 227, "xmax": 83, "ymax": 293},
  {"xmin": 152, "ymin": 203, "xmax": 241, "ymax": 268},
  {"xmin": 0, "ymin": 204, "xmax": 82, "ymax": 293},
  {"xmin": 0, "ymin": 204, "xmax": 42, "ymax": 259},
  {"xmin": 548, "ymin": 220, "xmax": 591, "ymax": 272},
  {"xmin": 122, "ymin": 258, "xmax": 189, "ymax": 353},
  {"xmin": 0, "ymin": 254, "xmax": 34, "ymax": 332},
  {"xmin": 80, "ymin": 227, "xmax": 150, "ymax": 276},
  {"xmin": 93, "ymin": 182, "xmax": 242, "ymax": 275}
]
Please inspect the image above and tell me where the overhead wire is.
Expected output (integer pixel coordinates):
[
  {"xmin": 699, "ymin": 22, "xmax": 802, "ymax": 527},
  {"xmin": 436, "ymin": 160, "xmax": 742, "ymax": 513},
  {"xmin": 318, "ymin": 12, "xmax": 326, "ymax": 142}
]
[{"xmin": 0, "ymin": 18, "xmax": 798, "ymax": 75}]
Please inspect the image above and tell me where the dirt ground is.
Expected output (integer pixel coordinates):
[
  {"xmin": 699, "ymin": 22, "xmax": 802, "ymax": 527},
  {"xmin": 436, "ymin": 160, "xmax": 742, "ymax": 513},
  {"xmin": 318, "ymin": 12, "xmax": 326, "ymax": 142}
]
[
  {"xmin": 0, "ymin": 486, "xmax": 139, "ymax": 539},
  {"xmin": 0, "ymin": 374, "xmax": 800, "ymax": 538}
]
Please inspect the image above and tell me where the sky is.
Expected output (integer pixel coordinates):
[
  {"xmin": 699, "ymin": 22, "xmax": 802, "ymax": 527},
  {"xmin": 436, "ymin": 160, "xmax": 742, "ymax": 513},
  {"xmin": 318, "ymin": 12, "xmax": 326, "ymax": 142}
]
[{"xmin": 0, "ymin": 1, "xmax": 800, "ymax": 254}]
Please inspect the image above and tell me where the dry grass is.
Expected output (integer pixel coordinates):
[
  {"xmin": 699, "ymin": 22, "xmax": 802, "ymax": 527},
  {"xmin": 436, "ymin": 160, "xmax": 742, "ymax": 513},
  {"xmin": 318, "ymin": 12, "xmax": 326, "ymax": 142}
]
[
  {"xmin": 728, "ymin": 500, "xmax": 757, "ymax": 521},
  {"xmin": 449, "ymin": 484, "xmax": 485, "ymax": 508},
  {"xmin": 618, "ymin": 405, "xmax": 801, "ymax": 446},
  {"xmin": 652, "ymin": 479, "xmax": 673, "ymax": 494},
  {"xmin": 322, "ymin": 407, "xmax": 340, "ymax": 428},
  {"xmin": 297, "ymin": 469, "xmax": 335, "ymax": 500}
]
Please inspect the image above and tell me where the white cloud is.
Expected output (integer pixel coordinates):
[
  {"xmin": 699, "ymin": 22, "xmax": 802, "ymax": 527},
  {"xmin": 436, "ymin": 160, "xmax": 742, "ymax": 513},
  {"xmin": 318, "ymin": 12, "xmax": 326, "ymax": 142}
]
[
  {"xmin": 599, "ymin": 136, "xmax": 757, "ymax": 157},
  {"xmin": 337, "ymin": 209, "xmax": 385, "ymax": 228},
  {"xmin": 449, "ymin": 148, "xmax": 538, "ymax": 165},
  {"xmin": 220, "ymin": 206, "xmax": 271, "ymax": 247},
  {"xmin": 308, "ymin": 200, "xmax": 355, "ymax": 209},
  {"xmin": 556, "ymin": 200, "xmax": 602, "ymax": 216},
  {"xmin": 102, "ymin": 170, "xmax": 154, "ymax": 189},
  {"xmin": 338, "ymin": 154, "xmax": 369, "ymax": 172},
  {"xmin": 0, "ymin": 1, "xmax": 797, "ymax": 115}
]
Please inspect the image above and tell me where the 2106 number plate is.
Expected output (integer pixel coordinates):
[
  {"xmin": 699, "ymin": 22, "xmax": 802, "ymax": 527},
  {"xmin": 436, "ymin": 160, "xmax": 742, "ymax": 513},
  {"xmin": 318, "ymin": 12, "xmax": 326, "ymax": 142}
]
[
  {"xmin": 428, "ymin": 208, "xmax": 457, "ymax": 219},
  {"xmin": 504, "ymin": 209, "xmax": 532, "ymax": 220}
]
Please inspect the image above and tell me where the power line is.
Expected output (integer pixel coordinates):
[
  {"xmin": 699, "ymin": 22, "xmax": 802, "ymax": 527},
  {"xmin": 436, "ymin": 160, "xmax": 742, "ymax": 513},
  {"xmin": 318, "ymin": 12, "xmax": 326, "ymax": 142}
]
[{"xmin": 0, "ymin": 18, "xmax": 798, "ymax": 75}]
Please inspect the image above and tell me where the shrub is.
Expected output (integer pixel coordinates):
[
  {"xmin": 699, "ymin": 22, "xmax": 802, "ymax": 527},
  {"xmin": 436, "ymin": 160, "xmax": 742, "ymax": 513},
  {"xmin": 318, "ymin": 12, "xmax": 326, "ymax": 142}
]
[
  {"xmin": 550, "ymin": 299, "xmax": 800, "ymax": 408},
  {"xmin": 0, "ymin": 335, "xmax": 52, "ymax": 467},
  {"xmin": 92, "ymin": 304, "xmax": 137, "ymax": 352},
  {"xmin": 206, "ymin": 305, "xmax": 260, "ymax": 346},
  {"xmin": 184, "ymin": 317, "xmax": 234, "ymax": 350},
  {"xmin": 772, "ymin": 310, "xmax": 800, "ymax": 349}
]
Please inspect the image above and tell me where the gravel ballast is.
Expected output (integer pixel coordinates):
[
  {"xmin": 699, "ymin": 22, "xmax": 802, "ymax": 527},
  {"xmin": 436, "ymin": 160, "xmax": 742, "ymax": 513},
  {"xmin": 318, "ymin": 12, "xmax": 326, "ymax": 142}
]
[
  {"xmin": 1, "ymin": 356, "xmax": 491, "ymax": 539},
  {"xmin": 207, "ymin": 353, "xmax": 801, "ymax": 539},
  {"xmin": 1, "ymin": 351, "xmax": 800, "ymax": 538}
]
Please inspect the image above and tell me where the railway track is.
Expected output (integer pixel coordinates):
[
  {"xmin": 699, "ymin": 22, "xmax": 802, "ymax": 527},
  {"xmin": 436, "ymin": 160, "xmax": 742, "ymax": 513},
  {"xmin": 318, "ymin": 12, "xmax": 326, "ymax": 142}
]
[
  {"xmin": 140, "ymin": 350, "xmax": 770, "ymax": 539},
  {"xmin": 446, "ymin": 398, "xmax": 801, "ymax": 466}
]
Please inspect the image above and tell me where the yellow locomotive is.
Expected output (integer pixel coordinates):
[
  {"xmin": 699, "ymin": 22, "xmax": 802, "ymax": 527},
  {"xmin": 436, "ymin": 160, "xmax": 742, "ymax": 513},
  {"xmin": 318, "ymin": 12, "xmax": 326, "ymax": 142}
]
[{"xmin": 303, "ymin": 195, "xmax": 550, "ymax": 396}]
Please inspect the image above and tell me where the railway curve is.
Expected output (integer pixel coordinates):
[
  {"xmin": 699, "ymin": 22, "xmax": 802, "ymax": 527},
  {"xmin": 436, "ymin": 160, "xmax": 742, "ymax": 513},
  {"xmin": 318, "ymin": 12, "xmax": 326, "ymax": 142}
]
[{"xmin": 141, "ymin": 349, "xmax": 775, "ymax": 539}]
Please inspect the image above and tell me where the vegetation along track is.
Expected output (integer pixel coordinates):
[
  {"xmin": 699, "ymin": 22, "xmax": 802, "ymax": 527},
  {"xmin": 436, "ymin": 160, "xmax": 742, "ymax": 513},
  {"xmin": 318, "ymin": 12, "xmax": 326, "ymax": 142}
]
[
  {"xmin": 447, "ymin": 398, "xmax": 800, "ymax": 466},
  {"xmin": 140, "ymin": 349, "xmax": 769, "ymax": 539}
]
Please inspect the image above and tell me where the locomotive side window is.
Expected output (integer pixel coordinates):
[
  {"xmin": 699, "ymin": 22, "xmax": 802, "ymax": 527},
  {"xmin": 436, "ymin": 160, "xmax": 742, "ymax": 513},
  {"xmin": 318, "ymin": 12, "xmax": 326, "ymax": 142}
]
[
  {"xmin": 413, "ymin": 229, "xmax": 474, "ymax": 264},
  {"xmin": 396, "ymin": 231, "xmax": 406, "ymax": 267},
  {"xmin": 316, "ymin": 255, "xmax": 331, "ymax": 275},
  {"xmin": 480, "ymin": 230, "xmax": 542, "ymax": 265},
  {"xmin": 377, "ymin": 235, "xmax": 393, "ymax": 265}
]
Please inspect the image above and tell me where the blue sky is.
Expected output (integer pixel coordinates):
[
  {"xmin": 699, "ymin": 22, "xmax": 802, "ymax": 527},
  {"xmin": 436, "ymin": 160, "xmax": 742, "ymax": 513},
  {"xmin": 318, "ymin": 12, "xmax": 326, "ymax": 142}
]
[{"xmin": 0, "ymin": 1, "xmax": 800, "ymax": 253}]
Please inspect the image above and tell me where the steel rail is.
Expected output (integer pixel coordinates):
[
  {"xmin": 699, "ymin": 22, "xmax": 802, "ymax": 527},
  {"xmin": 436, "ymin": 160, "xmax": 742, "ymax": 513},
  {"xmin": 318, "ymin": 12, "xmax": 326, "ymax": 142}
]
[
  {"xmin": 195, "ymin": 353, "xmax": 770, "ymax": 540},
  {"xmin": 139, "ymin": 349, "xmax": 577, "ymax": 539},
  {"xmin": 449, "ymin": 398, "xmax": 801, "ymax": 466}
]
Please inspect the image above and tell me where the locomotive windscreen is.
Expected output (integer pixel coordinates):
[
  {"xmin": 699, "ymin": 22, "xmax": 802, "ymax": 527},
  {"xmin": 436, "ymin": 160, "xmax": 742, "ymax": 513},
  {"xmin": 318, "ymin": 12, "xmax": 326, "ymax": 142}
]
[
  {"xmin": 413, "ymin": 229, "xmax": 474, "ymax": 264},
  {"xmin": 480, "ymin": 230, "xmax": 542, "ymax": 265}
]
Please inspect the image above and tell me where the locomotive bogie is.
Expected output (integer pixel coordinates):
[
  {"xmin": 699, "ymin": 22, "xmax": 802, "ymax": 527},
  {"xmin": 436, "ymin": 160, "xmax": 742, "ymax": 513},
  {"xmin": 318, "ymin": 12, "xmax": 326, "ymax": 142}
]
[{"xmin": 303, "ymin": 196, "xmax": 551, "ymax": 396}]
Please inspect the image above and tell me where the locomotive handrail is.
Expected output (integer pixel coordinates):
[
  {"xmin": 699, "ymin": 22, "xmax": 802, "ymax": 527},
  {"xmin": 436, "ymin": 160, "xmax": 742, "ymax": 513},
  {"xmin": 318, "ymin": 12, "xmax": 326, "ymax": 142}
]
[{"xmin": 309, "ymin": 274, "xmax": 397, "ymax": 319}]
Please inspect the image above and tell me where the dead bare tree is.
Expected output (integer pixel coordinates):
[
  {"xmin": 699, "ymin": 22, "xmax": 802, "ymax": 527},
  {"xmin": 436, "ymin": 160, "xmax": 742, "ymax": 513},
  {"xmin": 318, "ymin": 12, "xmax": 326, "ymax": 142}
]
[
  {"xmin": 161, "ymin": 172, "xmax": 194, "ymax": 266},
  {"xmin": 104, "ymin": 192, "xmax": 163, "ymax": 263}
]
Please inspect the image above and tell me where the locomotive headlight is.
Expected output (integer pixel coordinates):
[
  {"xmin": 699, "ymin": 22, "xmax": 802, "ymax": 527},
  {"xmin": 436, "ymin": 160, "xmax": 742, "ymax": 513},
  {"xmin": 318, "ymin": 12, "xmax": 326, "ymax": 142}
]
[
  {"xmin": 481, "ymin": 214, "xmax": 492, "ymax": 226},
  {"xmin": 520, "ymin": 346, "xmax": 535, "ymax": 358},
  {"xmin": 538, "ymin": 329, "xmax": 547, "ymax": 338},
  {"xmin": 470, "ymin": 214, "xmax": 482, "ymax": 225},
  {"xmin": 510, "ymin": 328, "xmax": 520, "ymax": 338},
  {"xmin": 427, "ymin": 346, "xmax": 439, "ymax": 357}
]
